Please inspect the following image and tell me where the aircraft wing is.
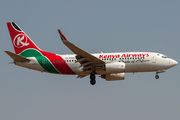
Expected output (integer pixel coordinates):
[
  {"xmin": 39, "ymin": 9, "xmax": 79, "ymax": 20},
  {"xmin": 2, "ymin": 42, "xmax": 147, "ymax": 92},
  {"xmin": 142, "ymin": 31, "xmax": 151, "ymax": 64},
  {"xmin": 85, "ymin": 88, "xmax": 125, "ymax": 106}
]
[{"xmin": 58, "ymin": 29, "xmax": 105, "ymax": 71}]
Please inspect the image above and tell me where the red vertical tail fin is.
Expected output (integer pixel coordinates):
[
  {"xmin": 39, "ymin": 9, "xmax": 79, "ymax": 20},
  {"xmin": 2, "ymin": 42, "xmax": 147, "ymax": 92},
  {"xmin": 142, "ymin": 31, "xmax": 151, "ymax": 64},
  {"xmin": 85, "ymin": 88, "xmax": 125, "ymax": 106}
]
[{"xmin": 7, "ymin": 22, "xmax": 41, "ymax": 54}]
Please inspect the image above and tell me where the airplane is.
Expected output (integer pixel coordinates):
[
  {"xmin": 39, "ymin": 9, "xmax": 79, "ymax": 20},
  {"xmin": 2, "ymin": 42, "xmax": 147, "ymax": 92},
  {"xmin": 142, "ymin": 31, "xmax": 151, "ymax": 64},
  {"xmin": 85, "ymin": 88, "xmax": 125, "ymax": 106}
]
[{"xmin": 5, "ymin": 22, "xmax": 178, "ymax": 85}]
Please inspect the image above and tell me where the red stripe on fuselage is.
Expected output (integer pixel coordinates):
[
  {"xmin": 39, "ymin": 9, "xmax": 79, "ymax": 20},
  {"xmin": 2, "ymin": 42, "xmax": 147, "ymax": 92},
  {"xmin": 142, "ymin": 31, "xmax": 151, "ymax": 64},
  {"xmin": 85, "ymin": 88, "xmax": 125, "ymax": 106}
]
[{"xmin": 42, "ymin": 52, "xmax": 75, "ymax": 74}]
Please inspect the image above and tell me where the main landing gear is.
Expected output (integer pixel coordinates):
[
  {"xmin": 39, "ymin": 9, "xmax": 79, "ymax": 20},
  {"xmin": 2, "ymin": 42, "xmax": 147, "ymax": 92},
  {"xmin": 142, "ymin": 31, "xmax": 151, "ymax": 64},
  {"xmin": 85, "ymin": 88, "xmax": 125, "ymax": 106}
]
[
  {"xmin": 90, "ymin": 71, "xmax": 96, "ymax": 85},
  {"xmin": 155, "ymin": 74, "xmax": 159, "ymax": 79}
]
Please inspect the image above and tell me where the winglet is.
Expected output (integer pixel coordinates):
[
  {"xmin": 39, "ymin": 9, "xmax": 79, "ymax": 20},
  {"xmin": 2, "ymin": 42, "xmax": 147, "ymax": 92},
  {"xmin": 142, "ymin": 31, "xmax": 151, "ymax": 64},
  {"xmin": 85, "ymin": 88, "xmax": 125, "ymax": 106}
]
[{"xmin": 57, "ymin": 29, "xmax": 68, "ymax": 42}]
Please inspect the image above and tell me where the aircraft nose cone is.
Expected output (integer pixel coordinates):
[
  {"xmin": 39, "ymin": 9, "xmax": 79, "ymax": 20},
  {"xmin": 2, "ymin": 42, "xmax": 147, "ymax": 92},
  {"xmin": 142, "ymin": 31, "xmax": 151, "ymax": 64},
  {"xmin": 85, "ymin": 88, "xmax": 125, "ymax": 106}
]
[{"xmin": 171, "ymin": 59, "xmax": 178, "ymax": 67}]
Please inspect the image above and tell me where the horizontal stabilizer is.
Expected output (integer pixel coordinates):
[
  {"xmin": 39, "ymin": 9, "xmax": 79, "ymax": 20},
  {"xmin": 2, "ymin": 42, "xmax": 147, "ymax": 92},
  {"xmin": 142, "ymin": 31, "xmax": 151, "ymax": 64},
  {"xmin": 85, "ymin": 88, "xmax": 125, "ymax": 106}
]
[{"xmin": 5, "ymin": 51, "xmax": 30, "ymax": 62}]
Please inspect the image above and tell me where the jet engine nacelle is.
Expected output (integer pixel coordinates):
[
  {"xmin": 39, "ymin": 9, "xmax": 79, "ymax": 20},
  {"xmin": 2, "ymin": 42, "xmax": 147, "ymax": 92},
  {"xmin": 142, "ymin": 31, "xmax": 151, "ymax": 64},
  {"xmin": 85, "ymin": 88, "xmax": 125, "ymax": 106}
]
[
  {"xmin": 105, "ymin": 62, "xmax": 125, "ymax": 73},
  {"xmin": 101, "ymin": 73, "xmax": 125, "ymax": 81}
]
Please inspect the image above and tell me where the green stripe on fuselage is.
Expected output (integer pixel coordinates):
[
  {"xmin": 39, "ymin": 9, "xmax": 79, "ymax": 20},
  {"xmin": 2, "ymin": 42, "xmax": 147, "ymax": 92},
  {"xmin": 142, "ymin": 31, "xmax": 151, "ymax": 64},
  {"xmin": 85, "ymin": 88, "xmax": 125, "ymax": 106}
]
[
  {"xmin": 36, "ymin": 56, "xmax": 60, "ymax": 74},
  {"xmin": 20, "ymin": 49, "xmax": 42, "ymax": 57},
  {"xmin": 19, "ymin": 49, "xmax": 60, "ymax": 74}
]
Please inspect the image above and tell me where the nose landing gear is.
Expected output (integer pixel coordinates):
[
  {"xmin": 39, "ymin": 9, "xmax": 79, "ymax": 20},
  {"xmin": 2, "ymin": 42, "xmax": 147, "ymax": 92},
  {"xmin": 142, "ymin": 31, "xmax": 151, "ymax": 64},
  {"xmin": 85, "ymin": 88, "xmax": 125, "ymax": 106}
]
[{"xmin": 155, "ymin": 70, "xmax": 166, "ymax": 79}]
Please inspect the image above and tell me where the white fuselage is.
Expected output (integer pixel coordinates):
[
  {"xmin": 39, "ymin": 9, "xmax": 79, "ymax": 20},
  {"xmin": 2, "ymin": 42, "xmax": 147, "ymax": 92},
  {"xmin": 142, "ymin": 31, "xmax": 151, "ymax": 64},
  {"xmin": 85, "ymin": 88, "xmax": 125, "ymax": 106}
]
[
  {"xmin": 57, "ymin": 52, "xmax": 177, "ymax": 75},
  {"xmin": 15, "ymin": 52, "xmax": 177, "ymax": 75}
]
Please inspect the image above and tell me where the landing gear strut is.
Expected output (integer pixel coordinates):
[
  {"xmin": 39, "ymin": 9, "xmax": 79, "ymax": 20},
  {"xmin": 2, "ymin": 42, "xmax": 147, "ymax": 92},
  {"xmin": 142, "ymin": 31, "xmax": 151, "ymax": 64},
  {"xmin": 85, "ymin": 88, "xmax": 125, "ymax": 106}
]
[{"xmin": 90, "ymin": 72, "xmax": 96, "ymax": 85}]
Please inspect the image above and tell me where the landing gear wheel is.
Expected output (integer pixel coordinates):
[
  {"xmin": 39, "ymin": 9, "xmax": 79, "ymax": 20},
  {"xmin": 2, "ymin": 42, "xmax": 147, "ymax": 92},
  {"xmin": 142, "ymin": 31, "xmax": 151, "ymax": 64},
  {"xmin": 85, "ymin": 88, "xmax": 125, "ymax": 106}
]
[
  {"xmin": 90, "ymin": 74, "xmax": 96, "ymax": 80},
  {"xmin": 90, "ymin": 79, "xmax": 96, "ymax": 85},
  {"xmin": 90, "ymin": 72, "xmax": 96, "ymax": 85},
  {"xmin": 155, "ymin": 74, "xmax": 159, "ymax": 79}
]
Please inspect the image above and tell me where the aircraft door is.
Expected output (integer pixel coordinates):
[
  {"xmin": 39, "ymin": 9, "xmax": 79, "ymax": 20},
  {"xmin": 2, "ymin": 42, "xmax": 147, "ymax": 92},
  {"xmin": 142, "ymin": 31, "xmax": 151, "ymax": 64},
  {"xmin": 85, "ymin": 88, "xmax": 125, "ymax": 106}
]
[{"xmin": 151, "ymin": 54, "xmax": 156, "ymax": 63}]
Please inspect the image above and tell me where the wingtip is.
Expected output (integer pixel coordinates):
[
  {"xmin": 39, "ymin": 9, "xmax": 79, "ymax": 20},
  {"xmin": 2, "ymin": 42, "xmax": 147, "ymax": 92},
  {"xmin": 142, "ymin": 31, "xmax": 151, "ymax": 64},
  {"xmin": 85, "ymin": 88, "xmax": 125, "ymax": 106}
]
[
  {"xmin": 57, "ymin": 29, "xmax": 61, "ymax": 33},
  {"xmin": 57, "ymin": 29, "xmax": 68, "ymax": 41}
]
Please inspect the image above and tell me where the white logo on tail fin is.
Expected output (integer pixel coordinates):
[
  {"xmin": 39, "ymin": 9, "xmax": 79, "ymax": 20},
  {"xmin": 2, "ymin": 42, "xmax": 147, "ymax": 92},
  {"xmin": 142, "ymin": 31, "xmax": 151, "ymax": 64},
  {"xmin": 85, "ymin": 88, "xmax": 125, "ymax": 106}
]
[{"xmin": 13, "ymin": 34, "xmax": 29, "ymax": 48}]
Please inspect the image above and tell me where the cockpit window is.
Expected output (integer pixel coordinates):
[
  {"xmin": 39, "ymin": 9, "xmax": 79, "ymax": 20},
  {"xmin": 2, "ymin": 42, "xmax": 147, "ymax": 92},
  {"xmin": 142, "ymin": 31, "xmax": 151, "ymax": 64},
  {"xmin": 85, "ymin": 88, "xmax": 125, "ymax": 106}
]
[{"xmin": 162, "ymin": 55, "xmax": 168, "ymax": 58}]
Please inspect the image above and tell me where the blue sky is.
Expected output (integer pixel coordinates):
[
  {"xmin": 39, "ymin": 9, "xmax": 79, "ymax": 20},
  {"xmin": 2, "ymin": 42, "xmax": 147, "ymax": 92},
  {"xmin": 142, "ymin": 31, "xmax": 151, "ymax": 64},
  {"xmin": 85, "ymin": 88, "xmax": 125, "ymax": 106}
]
[{"xmin": 0, "ymin": 0, "xmax": 180, "ymax": 120}]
